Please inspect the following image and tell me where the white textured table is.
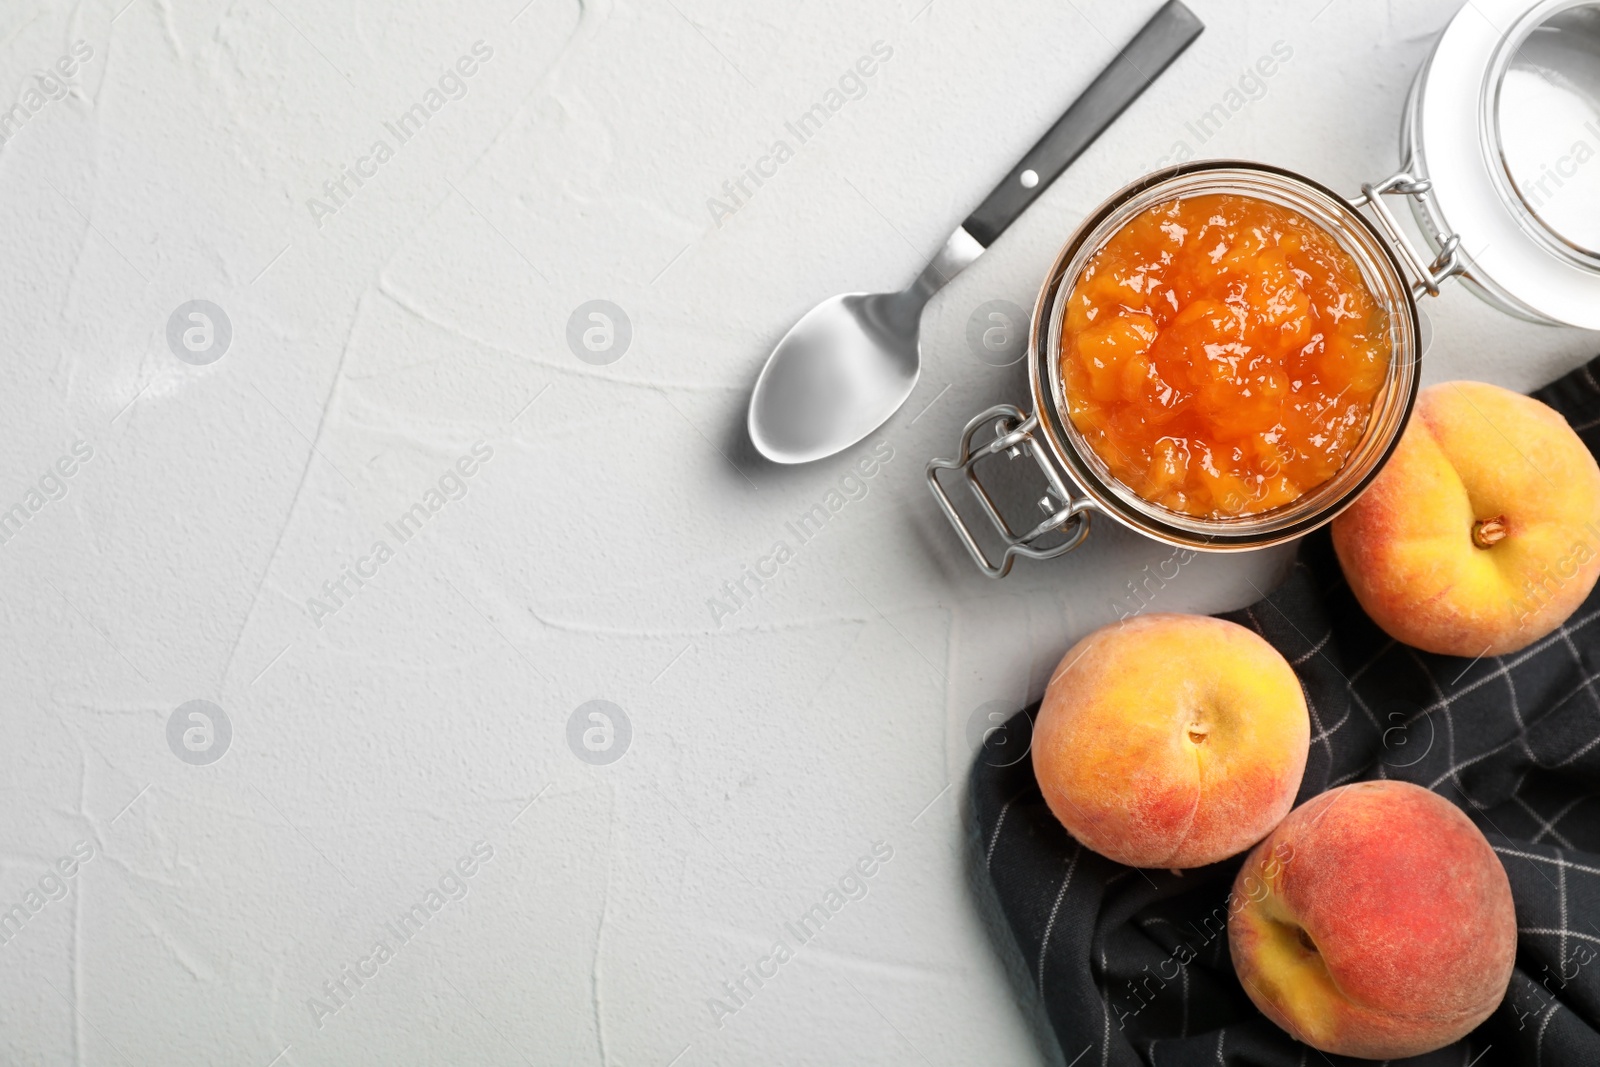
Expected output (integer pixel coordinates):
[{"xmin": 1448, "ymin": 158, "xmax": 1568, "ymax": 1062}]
[{"xmin": 2, "ymin": 0, "xmax": 1596, "ymax": 1063}]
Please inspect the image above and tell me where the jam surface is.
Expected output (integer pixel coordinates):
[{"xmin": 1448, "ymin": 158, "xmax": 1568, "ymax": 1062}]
[{"xmin": 1061, "ymin": 193, "xmax": 1392, "ymax": 517}]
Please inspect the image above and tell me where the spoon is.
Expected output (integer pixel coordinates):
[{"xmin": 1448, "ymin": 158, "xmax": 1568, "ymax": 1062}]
[{"xmin": 747, "ymin": 0, "xmax": 1204, "ymax": 465}]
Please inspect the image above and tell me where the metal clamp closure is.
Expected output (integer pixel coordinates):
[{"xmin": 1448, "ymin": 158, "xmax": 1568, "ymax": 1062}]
[
  {"xmin": 1353, "ymin": 170, "xmax": 1465, "ymax": 298},
  {"xmin": 926, "ymin": 404, "xmax": 1096, "ymax": 578}
]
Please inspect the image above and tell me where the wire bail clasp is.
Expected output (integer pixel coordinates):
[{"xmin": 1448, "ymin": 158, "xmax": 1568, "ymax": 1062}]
[
  {"xmin": 1353, "ymin": 170, "xmax": 1466, "ymax": 298},
  {"xmin": 926, "ymin": 404, "xmax": 1097, "ymax": 578}
]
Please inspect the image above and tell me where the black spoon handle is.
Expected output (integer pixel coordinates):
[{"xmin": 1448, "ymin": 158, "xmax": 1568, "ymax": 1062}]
[{"xmin": 960, "ymin": 0, "xmax": 1204, "ymax": 248}]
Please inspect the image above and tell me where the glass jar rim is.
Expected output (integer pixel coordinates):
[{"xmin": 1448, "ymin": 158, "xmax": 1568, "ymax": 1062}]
[
  {"xmin": 1483, "ymin": 0, "xmax": 1600, "ymax": 270},
  {"xmin": 1028, "ymin": 160, "xmax": 1422, "ymax": 550}
]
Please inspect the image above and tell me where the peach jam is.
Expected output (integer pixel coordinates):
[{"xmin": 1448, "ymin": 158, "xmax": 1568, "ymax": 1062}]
[{"xmin": 1060, "ymin": 193, "xmax": 1392, "ymax": 518}]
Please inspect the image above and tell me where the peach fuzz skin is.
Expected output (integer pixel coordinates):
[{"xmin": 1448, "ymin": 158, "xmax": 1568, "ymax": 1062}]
[
  {"xmin": 1332, "ymin": 380, "xmax": 1600, "ymax": 657},
  {"xmin": 1228, "ymin": 781, "xmax": 1516, "ymax": 1059},
  {"xmin": 1031, "ymin": 614, "xmax": 1309, "ymax": 869}
]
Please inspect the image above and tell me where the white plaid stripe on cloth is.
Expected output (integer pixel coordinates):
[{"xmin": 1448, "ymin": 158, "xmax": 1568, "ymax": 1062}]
[{"xmin": 972, "ymin": 357, "xmax": 1600, "ymax": 1067}]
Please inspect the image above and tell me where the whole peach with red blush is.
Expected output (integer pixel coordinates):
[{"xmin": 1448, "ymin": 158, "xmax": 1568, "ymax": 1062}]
[
  {"xmin": 1032, "ymin": 613, "xmax": 1309, "ymax": 869},
  {"xmin": 1332, "ymin": 380, "xmax": 1600, "ymax": 656},
  {"xmin": 1229, "ymin": 780, "xmax": 1516, "ymax": 1058}
]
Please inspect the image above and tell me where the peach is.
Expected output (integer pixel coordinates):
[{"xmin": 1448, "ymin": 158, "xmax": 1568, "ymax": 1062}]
[
  {"xmin": 1031, "ymin": 613, "xmax": 1309, "ymax": 868},
  {"xmin": 1332, "ymin": 380, "xmax": 1600, "ymax": 657},
  {"xmin": 1228, "ymin": 781, "xmax": 1516, "ymax": 1059}
]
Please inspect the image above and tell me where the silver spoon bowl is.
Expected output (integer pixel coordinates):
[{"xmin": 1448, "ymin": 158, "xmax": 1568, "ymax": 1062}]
[{"xmin": 746, "ymin": 231, "xmax": 981, "ymax": 464}]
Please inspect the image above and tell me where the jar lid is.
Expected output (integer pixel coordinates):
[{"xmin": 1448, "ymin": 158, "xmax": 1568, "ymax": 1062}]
[{"xmin": 1407, "ymin": 0, "xmax": 1600, "ymax": 327}]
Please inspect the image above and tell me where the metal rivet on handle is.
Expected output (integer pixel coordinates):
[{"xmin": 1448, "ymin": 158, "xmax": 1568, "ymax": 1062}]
[{"xmin": 1019, "ymin": 169, "xmax": 1039, "ymax": 189}]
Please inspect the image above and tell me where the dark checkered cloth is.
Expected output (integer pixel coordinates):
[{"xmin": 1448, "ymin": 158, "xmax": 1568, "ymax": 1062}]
[{"xmin": 973, "ymin": 355, "xmax": 1600, "ymax": 1067}]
